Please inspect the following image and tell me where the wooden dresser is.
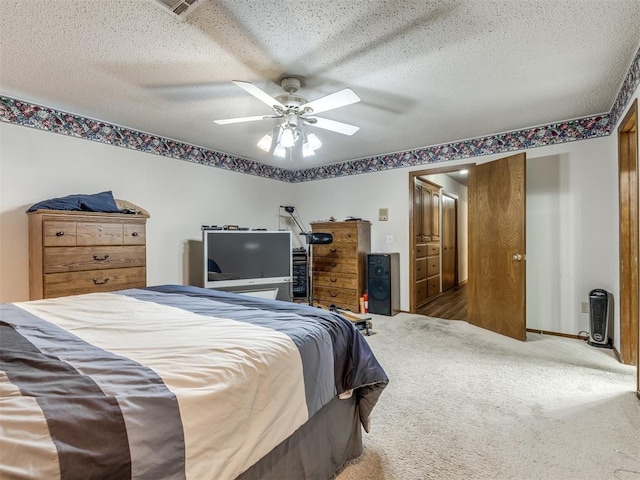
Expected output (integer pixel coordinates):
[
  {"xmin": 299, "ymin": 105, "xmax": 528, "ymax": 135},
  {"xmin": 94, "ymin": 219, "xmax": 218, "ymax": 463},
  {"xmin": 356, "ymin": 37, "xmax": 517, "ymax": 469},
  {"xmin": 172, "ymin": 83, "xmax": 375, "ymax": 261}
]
[
  {"xmin": 28, "ymin": 210, "xmax": 149, "ymax": 300},
  {"xmin": 310, "ymin": 220, "xmax": 371, "ymax": 313}
]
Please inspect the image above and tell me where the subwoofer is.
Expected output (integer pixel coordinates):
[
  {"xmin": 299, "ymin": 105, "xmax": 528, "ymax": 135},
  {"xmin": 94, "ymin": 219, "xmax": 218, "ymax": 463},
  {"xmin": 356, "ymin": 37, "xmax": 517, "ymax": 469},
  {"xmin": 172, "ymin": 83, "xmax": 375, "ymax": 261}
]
[{"xmin": 367, "ymin": 253, "xmax": 400, "ymax": 316}]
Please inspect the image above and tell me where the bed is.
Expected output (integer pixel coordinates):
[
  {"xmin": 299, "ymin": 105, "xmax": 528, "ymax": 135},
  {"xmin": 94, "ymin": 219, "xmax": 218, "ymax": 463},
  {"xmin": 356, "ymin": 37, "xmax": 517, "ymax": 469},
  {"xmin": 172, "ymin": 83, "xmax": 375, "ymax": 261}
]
[{"xmin": 0, "ymin": 285, "xmax": 388, "ymax": 479}]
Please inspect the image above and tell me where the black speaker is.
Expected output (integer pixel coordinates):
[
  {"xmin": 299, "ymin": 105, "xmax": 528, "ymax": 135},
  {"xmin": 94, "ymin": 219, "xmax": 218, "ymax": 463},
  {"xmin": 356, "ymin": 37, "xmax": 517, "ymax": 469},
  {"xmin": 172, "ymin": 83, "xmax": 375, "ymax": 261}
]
[{"xmin": 367, "ymin": 253, "xmax": 400, "ymax": 316}]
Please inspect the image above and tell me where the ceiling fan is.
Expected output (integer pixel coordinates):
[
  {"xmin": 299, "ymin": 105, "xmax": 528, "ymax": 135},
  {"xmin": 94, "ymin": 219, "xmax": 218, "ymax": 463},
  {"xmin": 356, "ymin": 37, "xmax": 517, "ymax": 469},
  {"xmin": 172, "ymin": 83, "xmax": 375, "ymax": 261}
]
[{"xmin": 213, "ymin": 77, "xmax": 361, "ymax": 157}]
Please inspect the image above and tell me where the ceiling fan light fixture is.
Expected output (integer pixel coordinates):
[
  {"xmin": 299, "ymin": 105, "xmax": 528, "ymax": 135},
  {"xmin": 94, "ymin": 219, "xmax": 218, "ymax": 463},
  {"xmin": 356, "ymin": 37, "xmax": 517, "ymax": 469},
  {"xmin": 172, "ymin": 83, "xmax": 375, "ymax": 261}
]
[
  {"xmin": 216, "ymin": 76, "xmax": 360, "ymax": 159},
  {"xmin": 274, "ymin": 144, "xmax": 287, "ymax": 158},
  {"xmin": 307, "ymin": 132, "xmax": 322, "ymax": 151},
  {"xmin": 280, "ymin": 126, "xmax": 296, "ymax": 148},
  {"xmin": 257, "ymin": 133, "xmax": 273, "ymax": 152},
  {"xmin": 302, "ymin": 142, "xmax": 315, "ymax": 158}
]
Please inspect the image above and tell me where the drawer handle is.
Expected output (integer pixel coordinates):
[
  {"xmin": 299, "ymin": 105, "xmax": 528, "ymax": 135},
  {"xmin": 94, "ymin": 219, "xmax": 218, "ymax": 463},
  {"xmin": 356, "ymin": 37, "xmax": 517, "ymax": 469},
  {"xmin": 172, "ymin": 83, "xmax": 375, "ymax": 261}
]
[
  {"xmin": 329, "ymin": 262, "xmax": 337, "ymax": 268},
  {"xmin": 56, "ymin": 231, "xmax": 65, "ymax": 237},
  {"xmin": 93, "ymin": 254, "xmax": 110, "ymax": 261},
  {"xmin": 330, "ymin": 278, "xmax": 338, "ymax": 283},
  {"xmin": 97, "ymin": 227, "xmax": 103, "ymax": 232},
  {"xmin": 131, "ymin": 232, "xmax": 139, "ymax": 237},
  {"xmin": 330, "ymin": 248, "xmax": 337, "ymax": 253},
  {"xmin": 93, "ymin": 277, "xmax": 110, "ymax": 285},
  {"xmin": 330, "ymin": 292, "xmax": 338, "ymax": 298}
]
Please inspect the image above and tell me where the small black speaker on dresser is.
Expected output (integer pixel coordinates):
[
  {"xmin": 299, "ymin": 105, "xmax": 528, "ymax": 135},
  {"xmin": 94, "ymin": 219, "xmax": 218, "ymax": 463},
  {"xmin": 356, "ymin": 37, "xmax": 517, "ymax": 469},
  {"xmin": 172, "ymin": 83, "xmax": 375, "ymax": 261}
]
[{"xmin": 367, "ymin": 253, "xmax": 400, "ymax": 316}]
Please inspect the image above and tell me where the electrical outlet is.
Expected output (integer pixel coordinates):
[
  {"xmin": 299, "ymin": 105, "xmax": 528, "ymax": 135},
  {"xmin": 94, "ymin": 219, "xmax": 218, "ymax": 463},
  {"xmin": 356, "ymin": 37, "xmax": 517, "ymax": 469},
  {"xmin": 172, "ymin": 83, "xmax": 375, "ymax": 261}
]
[
  {"xmin": 385, "ymin": 234, "xmax": 394, "ymax": 245},
  {"xmin": 581, "ymin": 302, "xmax": 589, "ymax": 313},
  {"xmin": 378, "ymin": 208, "xmax": 389, "ymax": 221}
]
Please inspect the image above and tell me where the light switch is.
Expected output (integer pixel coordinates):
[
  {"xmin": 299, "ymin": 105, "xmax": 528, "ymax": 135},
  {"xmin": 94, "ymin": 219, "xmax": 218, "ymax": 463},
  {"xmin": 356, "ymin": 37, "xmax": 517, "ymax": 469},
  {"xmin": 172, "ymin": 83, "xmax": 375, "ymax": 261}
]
[{"xmin": 385, "ymin": 234, "xmax": 394, "ymax": 244}]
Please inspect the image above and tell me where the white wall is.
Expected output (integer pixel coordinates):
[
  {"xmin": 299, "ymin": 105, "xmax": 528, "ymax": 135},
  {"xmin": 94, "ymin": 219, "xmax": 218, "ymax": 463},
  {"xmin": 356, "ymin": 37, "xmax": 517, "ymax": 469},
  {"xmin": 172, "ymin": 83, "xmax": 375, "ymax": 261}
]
[
  {"xmin": 0, "ymin": 123, "xmax": 296, "ymax": 302},
  {"xmin": 526, "ymin": 137, "xmax": 618, "ymax": 341}
]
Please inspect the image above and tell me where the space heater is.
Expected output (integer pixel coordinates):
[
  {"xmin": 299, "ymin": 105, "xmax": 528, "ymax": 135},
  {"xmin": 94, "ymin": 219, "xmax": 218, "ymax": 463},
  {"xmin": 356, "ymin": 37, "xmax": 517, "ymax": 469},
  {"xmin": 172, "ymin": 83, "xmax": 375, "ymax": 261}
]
[{"xmin": 588, "ymin": 289, "xmax": 612, "ymax": 348}]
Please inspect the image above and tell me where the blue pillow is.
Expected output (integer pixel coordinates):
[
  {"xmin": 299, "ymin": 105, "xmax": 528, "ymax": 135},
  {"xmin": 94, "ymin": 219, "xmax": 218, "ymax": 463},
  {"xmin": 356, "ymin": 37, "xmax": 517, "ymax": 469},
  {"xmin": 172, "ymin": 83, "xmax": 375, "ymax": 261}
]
[{"xmin": 26, "ymin": 191, "xmax": 120, "ymax": 213}]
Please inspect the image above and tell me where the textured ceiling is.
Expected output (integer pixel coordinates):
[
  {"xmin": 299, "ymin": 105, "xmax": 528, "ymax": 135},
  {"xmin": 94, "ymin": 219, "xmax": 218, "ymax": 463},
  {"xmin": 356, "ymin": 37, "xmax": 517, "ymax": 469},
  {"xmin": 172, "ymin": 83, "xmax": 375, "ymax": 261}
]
[{"xmin": 1, "ymin": 0, "xmax": 639, "ymax": 169}]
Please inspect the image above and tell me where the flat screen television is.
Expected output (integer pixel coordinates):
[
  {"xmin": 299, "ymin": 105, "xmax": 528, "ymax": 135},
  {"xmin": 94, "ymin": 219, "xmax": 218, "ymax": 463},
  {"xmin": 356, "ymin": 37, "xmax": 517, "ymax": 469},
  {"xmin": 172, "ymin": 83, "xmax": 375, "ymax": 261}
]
[{"xmin": 203, "ymin": 230, "xmax": 292, "ymax": 289}]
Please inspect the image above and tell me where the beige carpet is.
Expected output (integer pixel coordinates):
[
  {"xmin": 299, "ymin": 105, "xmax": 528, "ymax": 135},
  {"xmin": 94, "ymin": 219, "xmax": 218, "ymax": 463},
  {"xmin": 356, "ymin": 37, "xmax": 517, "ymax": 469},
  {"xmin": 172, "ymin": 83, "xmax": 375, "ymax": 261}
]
[{"xmin": 335, "ymin": 314, "xmax": 639, "ymax": 480}]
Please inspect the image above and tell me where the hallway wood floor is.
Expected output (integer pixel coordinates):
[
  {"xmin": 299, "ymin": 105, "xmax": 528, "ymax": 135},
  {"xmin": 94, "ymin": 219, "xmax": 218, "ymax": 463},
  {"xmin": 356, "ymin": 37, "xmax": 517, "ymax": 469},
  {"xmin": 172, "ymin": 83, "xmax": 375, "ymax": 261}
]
[{"xmin": 417, "ymin": 283, "xmax": 467, "ymax": 320}]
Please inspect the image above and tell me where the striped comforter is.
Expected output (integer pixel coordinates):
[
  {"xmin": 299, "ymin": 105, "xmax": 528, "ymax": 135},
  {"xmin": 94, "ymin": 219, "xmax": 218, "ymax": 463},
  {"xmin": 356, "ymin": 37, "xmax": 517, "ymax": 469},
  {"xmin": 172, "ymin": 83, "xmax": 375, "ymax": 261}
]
[{"xmin": 0, "ymin": 285, "xmax": 388, "ymax": 479}]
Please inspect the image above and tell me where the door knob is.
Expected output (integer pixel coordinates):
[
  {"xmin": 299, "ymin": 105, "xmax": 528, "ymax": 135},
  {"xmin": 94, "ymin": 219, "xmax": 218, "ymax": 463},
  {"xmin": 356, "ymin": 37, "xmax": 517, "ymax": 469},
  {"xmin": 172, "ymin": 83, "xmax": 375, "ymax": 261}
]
[{"xmin": 512, "ymin": 254, "xmax": 523, "ymax": 261}]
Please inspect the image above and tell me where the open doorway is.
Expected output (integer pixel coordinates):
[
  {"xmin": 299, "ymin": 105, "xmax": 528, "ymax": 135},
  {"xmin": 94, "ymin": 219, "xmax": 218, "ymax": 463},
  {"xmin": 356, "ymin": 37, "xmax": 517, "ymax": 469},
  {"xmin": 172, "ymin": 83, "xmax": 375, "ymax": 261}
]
[
  {"xmin": 409, "ymin": 165, "xmax": 471, "ymax": 319},
  {"xmin": 410, "ymin": 153, "xmax": 528, "ymax": 341}
]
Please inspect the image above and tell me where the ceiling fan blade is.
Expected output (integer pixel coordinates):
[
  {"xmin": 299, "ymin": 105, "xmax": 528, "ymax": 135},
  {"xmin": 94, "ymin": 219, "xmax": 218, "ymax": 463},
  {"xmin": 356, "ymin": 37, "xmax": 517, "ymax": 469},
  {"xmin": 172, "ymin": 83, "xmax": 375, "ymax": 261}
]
[
  {"xmin": 232, "ymin": 80, "xmax": 285, "ymax": 110},
  {"xmin": 308, "ymin": 117, "xmax": 360, "ymax": 136},
  {"xmin": 214, "ymin": 115, "xmax": 273, "ymax": 125},
  {"xmin": 301, "ymin": 88, "xmax": 360, "ymax": 115}
]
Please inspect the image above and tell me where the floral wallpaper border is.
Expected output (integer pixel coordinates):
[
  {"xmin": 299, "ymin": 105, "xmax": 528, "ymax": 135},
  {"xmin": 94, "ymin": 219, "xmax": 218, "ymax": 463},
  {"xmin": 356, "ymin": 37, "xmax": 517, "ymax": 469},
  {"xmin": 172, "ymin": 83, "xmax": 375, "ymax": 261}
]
[
  {"xmin": 610, "ymin": 43, "xmax": 640, "ymax": 127},
  {"xmin": 0, "ymin": 96, "xmax": 613, "ymax": 183},
  {"xmin": 0, "ymin": 43, "xmax": 637, "ymax": 184},
  {"xmin": 0, "ymin": 98, "xmax": 292, "ymax": 182},
  {"xmin": 288, "ymin": 115, "xmax": 611, "ymax": 182}
]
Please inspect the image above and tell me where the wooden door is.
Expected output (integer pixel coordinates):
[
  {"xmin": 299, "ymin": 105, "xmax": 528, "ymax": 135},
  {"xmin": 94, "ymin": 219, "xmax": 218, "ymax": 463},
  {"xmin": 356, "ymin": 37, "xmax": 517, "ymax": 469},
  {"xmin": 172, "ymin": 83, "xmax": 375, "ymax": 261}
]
[
  {"xmin": 414, "ymin": 182, "xmax": 423, "ymax": 242},
  {"xmin": 421, "ymin": 185, "xmax": 432, "ymax": 241},
  {"xmin": 432, "ymin": 192, "xmax": 440, "ymax": 240},
  {"xmin": 468, "ymin": 153, "xmax": 527, "ymax": 341},
  {"xmin": 617, "ymin": 98, "xmax": 639, "ymax": 379},
  {"xmin": 441, "ymin": 193, "xmax": 457, "ymax": 291}
]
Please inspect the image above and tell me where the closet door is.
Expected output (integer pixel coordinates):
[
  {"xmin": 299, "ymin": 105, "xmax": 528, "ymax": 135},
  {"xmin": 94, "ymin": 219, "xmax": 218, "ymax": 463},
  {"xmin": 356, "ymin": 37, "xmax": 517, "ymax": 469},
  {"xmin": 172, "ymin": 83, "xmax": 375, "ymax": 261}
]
[
  {"xmin": 441, "ymin": 193, "xmax": 457, "ymax": 291},
  {"xmin": 432, "ymin": 191, "xmax": 440, "ymax": 241},
  {"xmin": 414, "ymin": 182, "xmax": 423, "ymax": 242},
  {"xmin": 421, "ymin": 185, "xmax": 432, "ymax": 241}
]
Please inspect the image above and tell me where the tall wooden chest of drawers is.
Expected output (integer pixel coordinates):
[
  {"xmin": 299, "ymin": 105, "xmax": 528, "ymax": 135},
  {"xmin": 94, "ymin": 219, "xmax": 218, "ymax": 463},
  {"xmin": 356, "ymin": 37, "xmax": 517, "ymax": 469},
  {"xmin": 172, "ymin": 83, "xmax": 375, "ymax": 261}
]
[
  {"xmin": 28, "ymin": 210, "xmax": 149, "ymax": 300},
  {"xmin": 310, "ymin": 220, "xmax": 371, "ymax": 313}
]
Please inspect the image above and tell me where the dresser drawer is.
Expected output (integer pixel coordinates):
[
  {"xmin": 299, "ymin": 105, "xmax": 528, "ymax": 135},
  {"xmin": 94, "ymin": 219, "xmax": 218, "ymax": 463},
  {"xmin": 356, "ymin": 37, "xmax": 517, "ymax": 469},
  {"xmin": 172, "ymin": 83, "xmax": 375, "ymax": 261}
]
[
  {"xmin": 124, "ymin": 223, "xmax": 146, "ymax": 245},
  {"xmin": 77, "ymin": 222, "xmax": 123, "ymax": 246},
  {"xmin": 415, "ymin": 258, "xmax": 427, "ymax": 280},
  {"xmin": 427, "ymin": 255, "xmax": 440, "ymax": 276},
  {"xmin": 427, "ymin": 243, "xmax": 439, "ymax": 256},
  {"xmin": 313, "ymin": 257, "xmax": 358, "ymax": 274},
  {"xmin": 313, "ymin": 243, "xmax": 357, "ymax": 258},
  {"xmin": 313, "ymin": 226, "xmax": 358, "ymax": 243},
  {"xmin": 427, "ymin": 275, "xmax": 440, "ymax": 297},
  {"xmin": 416, "ymin": 244, "xmax": 427, "ymax": 258},
  {"xmin": 43, "ymin": 266, "xmax": 146, "ymax": 298},
  {"xmin": 43, "ymin": 246, "xmax": 146, "ymax": 273},
  {"xmin": 313, "ymin": 286, "xmax": 360, "ymax": 312},
  {"xmin": 313, "ymin": 285, "xmax": 359, "ymax": 304},
  {"xmin": 416, "ymin": 279, "xmax": 427, "ymax": 304},
  {"xmin": 313, "ymin": 271, "xmax": 358, "ymax": 289},
  {"xmin": 43, "ymin": 221, "xmax": 77, "ymax": 246}
]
